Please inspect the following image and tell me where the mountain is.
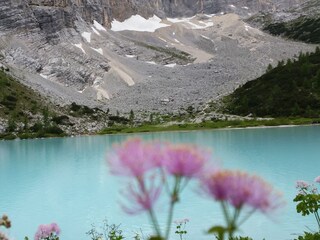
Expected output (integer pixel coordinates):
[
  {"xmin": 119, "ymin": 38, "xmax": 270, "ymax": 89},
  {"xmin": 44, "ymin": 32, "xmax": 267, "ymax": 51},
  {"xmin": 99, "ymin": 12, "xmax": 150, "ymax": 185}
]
[
  {"xmin": 248, "ymin": 0, "xmax": 320, "ymax": 43},
  {"xmin": 0, "ymin": 0, "xmax": 316, "ymax": 119},
  {"xmin": 222, "ymin": 47, "xmax": 320, "ymax": 117},
  {"xmin": 0, "ymin": 68, "xmax": 111, "ymax": 139},
  {"xmin": 0, "ymin": 0, "xmax": 307, "ymax": 34}
]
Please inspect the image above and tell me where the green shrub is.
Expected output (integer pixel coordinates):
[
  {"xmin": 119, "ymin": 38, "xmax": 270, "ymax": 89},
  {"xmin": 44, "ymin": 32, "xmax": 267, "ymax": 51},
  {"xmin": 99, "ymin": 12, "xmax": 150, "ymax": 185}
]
[
  {"xmin": 30, "ymin": 122, "xmax": 43, "ymax": 132},
  {"xmin": 70, "ymin": 102, "xmax": 81, "ymax": 112},
  {"xmin": 45, "ymin": 126, "xmax": 64, "ymax": 135},
  {"xmin": 2, "ymin": 133, "xmax": 16, "ymax": 140},
  {"xmin": 295, "ymin": 232, "xmax": 320, "ymax": 240},
  {"xmin": 5, "ymin": 95, "xmax": 17, "ymax": 102},
  {"xmin": 109, "ymin": 116, "xmax": 129, "ymax": 124},
  {"xmin": 223, "ymin": 49, "xmax": 320, "ymax": 117},
  {"xmin": 51, "ymin": 115, "xmax": 70, "ymax": 125}
]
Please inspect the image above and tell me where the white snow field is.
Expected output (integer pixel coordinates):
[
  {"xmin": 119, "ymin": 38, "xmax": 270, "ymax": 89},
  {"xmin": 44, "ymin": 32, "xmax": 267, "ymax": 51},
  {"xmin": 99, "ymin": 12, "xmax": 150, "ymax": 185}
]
[{"xmin": 111, "ymin": 15, "xmax": 170, "ymax": 32}]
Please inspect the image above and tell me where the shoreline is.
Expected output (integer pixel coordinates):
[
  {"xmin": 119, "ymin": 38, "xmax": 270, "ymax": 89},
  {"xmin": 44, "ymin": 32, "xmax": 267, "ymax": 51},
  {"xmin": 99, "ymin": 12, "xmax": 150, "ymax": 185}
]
[
  {"xmin": 98, "ymin": 123, "xmax": 320, "ymax": 137},
  {"xmin": 98, "ymin": 118, "xmax": 320, "ymax": 136},
  {"xmin": 1, "ymin": 118, "xmax": 320, "ymax": 141}
]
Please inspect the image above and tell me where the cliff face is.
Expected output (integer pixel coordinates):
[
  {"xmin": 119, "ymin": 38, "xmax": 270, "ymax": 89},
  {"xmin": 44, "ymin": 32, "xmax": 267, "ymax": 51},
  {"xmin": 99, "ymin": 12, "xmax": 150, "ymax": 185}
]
[
  {"xmin": 0, "ymin": 0, "xmax": 314, "ymax": 113},
  {"xmin": 0, "ymin": 0, "xmax": 308, "ymax": 37}
]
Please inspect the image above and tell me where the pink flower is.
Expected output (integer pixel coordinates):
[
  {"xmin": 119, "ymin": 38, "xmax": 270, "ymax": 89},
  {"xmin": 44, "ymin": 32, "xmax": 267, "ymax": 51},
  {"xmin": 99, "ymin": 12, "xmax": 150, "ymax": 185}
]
[
  {"xmin": 108, "ymin": 138, "xmax": 163, "ymax": 177},
  {"xmin": 201, "ymin": 170, "xmax": 283, "ymax": 212},
  {"xmin": 296, "ymin": 180, "xmax": 310, "ymax": 189},
  {"xmin": 163, "ymin": 143, "xmax": 209, "ymax": 178},
  {"xmin": 120, "ymin": 175, "xmax": 161, "ymax": 214},
  {"xmin": 314, "ymin": 176, "xmax": 320, "ymax": 183},
  {"xmin": 49, "ymin": 223, "xmax": 60, "ymax": 235},
  {"xmin": 34, "ymin": 223, "xmax": 60, "ymax": 240},
  {"xmin": 174, "ymin": 218, "xmax": 190, "ymax": 225}
]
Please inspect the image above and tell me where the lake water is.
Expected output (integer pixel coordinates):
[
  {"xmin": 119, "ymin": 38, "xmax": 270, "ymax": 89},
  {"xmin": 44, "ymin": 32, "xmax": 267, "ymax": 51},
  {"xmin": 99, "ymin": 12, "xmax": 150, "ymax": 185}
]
[{"xmin": 1, "ymin": 126, "xmax": 320, "ymax": 240}]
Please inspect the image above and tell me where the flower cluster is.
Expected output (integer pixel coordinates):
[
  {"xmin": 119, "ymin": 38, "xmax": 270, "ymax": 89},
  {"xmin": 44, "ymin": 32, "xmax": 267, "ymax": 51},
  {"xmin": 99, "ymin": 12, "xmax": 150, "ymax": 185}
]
[
  {"xmin": 294, "ymin": 176, "xmax": 320, "ymax": 233},
  {"xmin": 108, "ymin": 138, "xmax": 161, "ymax": 177},
  {"xmin": 108, "ymin": 138, "xmax": 210, "ymax": 239},
  {"xmin": 174, "ymin": 218, "xmax": 189, "ymax": 225},
  {"xmin": 296, "ymin": 178, "xmax": 319, "ymax": 195},
  {"xmin": 108, "ymin": 138, "xmax": 209, "ymax": 214},
  {"xmin": 34, "ymin": 223, "xmax": 60, "ymax": 240},
  {"xmin": 108, "ymin": 138, "xmax": 283, "ymax": 240},
  {"xmin": 201, "ymin": 170, "xmax": 283, "ymax": 212},
  {"xmin": 163, "ymin": 144, "xmax": 209, "ymax": 178}
]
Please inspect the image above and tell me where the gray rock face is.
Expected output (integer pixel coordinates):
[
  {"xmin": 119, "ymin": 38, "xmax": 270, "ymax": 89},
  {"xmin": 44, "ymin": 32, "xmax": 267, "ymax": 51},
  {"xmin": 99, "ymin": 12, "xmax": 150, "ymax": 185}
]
[
  {"xmin": 0, "ymin": 0, "xmax": 309, "ymax": 37},
  {"xmin": 0, "ymin": 0, "xmax": 315, "ymax": 114}
]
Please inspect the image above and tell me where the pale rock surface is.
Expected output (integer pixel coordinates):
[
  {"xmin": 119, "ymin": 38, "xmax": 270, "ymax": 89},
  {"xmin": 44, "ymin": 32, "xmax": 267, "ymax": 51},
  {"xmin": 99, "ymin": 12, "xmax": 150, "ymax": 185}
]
[{"xmin": 0, "ymin": 0, "xmax": 315, "ymax": 114}]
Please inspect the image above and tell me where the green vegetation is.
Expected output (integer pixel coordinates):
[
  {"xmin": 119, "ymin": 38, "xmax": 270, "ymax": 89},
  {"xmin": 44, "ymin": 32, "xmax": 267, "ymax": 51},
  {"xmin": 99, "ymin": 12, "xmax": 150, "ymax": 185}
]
[
  {"xmin": 0, "ymin": 70, "xmax": 48, "ymax": 120},
  {"xmin": 295, "ymin": 232, "xmax": 320, "ymax": 240},
  {"xmin": 223, "ymin": 48, "xmax": 320, "ymax": 117},
  {"xmin": 0, "ymin": 69, "xmax": 66, "ymax": 140},
  {"xmin": 137, "ymin": 42, "xmax": 195, "ymax": 62},
  {"xmin": 99, "ymin": 118, "xmax": 319, "ymax": 135},
  {"xmin": 264, "ymin": 17, "xmax": 320, "ymax": 44}
]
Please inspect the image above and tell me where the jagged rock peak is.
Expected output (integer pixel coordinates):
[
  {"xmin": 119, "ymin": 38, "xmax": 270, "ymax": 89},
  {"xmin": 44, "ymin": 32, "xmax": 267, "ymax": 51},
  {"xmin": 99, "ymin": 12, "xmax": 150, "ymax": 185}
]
[{"xmin": 0, "ymin": 0, "xmax": 310, "ymax": 35}]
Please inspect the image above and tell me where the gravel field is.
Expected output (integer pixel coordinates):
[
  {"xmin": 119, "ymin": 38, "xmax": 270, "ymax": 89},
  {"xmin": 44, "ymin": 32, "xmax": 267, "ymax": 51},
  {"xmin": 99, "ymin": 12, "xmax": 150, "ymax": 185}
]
[{"xmin": 1, "ymin": 13, "xmax": 316, "ymax": 114}]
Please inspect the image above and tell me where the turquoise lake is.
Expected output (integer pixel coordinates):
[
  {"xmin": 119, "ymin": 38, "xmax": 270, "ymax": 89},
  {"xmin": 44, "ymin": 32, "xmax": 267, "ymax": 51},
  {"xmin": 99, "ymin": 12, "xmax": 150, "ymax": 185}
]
[{"xmin": 1, "ymin": 125, "xmax": 320, "ymax": 239}]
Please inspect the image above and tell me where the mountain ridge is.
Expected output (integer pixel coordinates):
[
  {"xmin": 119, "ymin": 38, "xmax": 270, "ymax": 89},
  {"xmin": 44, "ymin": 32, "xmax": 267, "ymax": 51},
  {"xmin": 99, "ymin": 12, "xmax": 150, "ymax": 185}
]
[{"xmin": 0, "ymin": 0, "xmax": 316, "ymax": 115}]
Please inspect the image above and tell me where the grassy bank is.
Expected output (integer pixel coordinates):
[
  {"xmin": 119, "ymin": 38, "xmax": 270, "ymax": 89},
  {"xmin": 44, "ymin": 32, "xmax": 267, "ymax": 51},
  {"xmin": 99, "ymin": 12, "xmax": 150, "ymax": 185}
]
[{"xmin": 99, "ymin": 118, "xmax": 320, "ymax": 135}]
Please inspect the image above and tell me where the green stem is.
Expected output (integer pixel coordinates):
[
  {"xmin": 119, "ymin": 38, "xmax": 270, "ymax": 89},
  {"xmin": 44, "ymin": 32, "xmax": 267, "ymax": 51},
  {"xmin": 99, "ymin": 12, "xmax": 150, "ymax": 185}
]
[
  {"xmin": 180, "ymin": 178, "xmax": 190, "ymax": 192},
  {"xmin": 160, "ymin": 168, "xmax": 171, "ymax": 196},
  {"xmin": 165, "ymin": 176, "xmax": 181, "ymax": 240},
  {"xmin": 228, "ymin": 207, "xmax": 241, "ymax": 239},
  {"xmin": 137, "ymin": 177, "xmax": 162, "ymax": 238},
  {"xmin": 314, "ymin": 211, "xmax": 320, "ymax": 231},
  {"xmin": 237, "ymin": 209, "xmax": 256, "ymax": 228},
  {"xmin": 165, "ymin": 199, "xmax": 175, "ymax": 240},
  {"xmin": 221, "ymin": 201, "xmax": 231, "ymax": 226},
  {"xmin": 148, "ymin": 208, "xmax": 162, "ymax": 238}
]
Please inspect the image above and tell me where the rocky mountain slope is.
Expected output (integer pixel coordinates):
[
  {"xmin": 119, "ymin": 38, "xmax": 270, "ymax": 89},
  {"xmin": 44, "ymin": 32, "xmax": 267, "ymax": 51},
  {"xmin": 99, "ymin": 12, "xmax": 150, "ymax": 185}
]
[
  {"xmin": 0, "ymin": 0, "xmax": 317, "ymax": 120},
  {"xmin": 248, "ymin": 0, "xmax": 320, "ymax": 43},
  {"xmin": 221, "ymin": 47, "xmax": 320, "ymax": 118}
]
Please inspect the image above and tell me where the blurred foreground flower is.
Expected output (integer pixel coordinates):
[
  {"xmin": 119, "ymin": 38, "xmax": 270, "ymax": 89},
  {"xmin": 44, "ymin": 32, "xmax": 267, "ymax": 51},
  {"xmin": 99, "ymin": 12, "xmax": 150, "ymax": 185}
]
[
  {"xmin": 201, "ymin": 170, "xmax": 284, "ymax": 240},
  {"xmin": 34, "ymin": 223, "xmax": 60, "ymax": 240},
  {"xmin": 0, "ymin": 215, "xmax": 11, "ymax": 240},
  {"xmin": 107, "ymin": 138, "xmax": 284, "ymax": 240},
  {"xmin": 108, "ymin": 138, "xmax": 162, "ymax": 177},
  {"xmin": 107, "ymin": 138, "xmax": 211, "ymax": 239},
  {"xmin": 163, "ymin": 143, "xmax": 209, "ymax": 178},
  {"xmin": 120, "ymin": 175, "xmax": 162, "ymax": 214},
  {"xmin": 0, "ymin": 215, "xmax": 11, "ymax": 229},
  {"xmin": 202, "ymin": 170, "xmax": 283, "ymax": 212},
  {"xmin": 0, "ymin": 232, "xmax": 9, "ymax": 240}
]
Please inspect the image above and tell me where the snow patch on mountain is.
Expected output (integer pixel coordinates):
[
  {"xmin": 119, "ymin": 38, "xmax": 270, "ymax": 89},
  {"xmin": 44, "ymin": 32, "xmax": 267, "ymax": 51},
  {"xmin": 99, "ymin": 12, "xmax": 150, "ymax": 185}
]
[
  {"xmin": 111, "ymin": 15, "xmax": 169, "ymax": 32},
  {"xmin": 73, "ymin": 43, "xmax": 86, "ymax": 54},
  {"xmin": 167, "ymin": 16, "xmax": 214, "ymax": 29},
  {"xmin": 91, "ymin": 47, "xmax": 103, "ymax": 55},
  {"xmin": 91, "ymin": 27, "xmax": 101, "ymax": 36},
  {"xmin": 93, "ymin": 20, "xmax": 107, "ymax": 32},
  {"xmin": 81, "ymin": 32, "xmax": 91, "ymax": 43}
]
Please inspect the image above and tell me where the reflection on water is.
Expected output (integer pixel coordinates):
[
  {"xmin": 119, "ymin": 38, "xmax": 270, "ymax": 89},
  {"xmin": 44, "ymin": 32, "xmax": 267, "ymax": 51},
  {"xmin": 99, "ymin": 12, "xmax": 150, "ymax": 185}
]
[{"xmin": 0, "ymin": 126, "xmax": 320, "ymax": 239}]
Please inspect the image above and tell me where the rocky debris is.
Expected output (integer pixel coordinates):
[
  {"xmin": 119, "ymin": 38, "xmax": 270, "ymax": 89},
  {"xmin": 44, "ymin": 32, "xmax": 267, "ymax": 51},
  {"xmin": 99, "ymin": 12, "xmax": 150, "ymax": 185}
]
[
  {"xmin": 248, "ymin": 0, "xmax": 319, "ymax": 28},
  {"xmin": 0, "ymin": 118, "xmax": 7, "ymax": 134},
  {"xmin": 0, "ymin": 0, "xmax": 317, "ymax": 117}
]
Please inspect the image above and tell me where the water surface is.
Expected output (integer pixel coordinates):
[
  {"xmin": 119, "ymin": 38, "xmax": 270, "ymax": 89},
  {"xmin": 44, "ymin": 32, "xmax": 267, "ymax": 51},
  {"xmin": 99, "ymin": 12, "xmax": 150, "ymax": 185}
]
[{"xmin": 1, "ymin": 126, "xmax": 320, "ymax": 239}]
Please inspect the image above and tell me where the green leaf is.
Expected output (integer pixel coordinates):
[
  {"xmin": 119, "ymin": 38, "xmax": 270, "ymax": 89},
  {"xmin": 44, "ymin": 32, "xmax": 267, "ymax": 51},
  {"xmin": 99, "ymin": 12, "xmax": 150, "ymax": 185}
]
[
  {"xmin": 149, "ymin": 236, "xmax": 164, "ymax": 240},
  {"xmin": 208, "ymin": 225, "xmax": 227, "ymax": 240}
]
